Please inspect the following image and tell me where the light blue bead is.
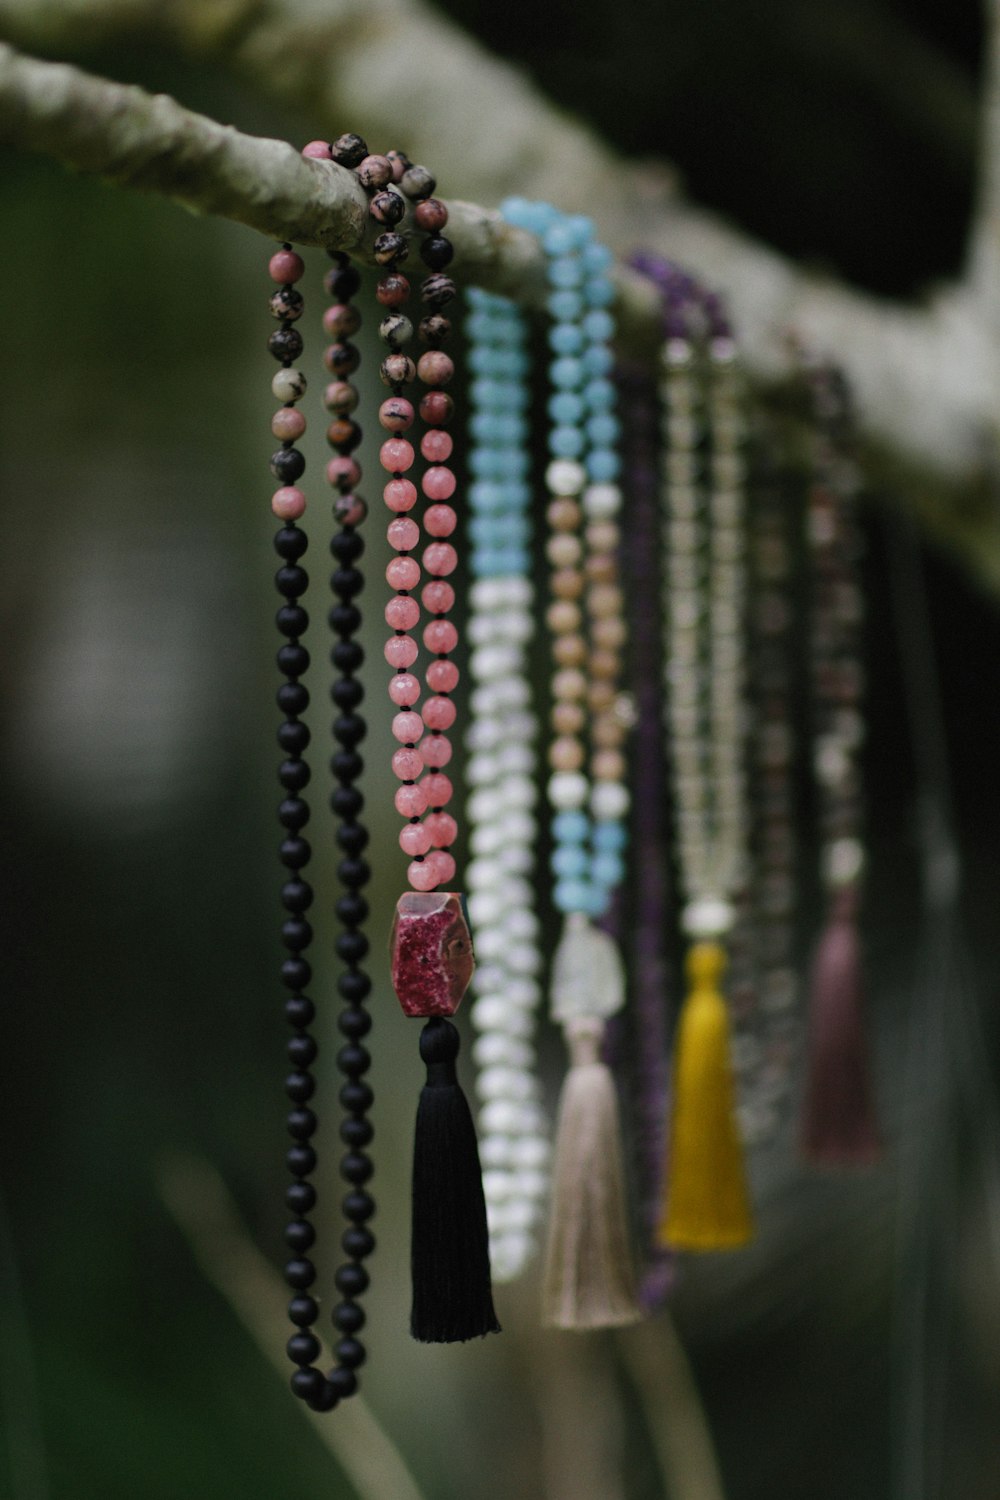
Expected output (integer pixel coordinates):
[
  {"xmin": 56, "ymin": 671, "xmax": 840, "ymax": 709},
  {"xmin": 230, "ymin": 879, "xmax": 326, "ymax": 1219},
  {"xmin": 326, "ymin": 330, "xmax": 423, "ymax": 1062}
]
[
  {"xmin": 587, "ymin": 448, "xmax": 621, "ymax": 482},
  {"xmin": 548, "ymin": 322, "xmax": 585, "ymax": 355},
  {"xmin": 494, "ymin": 349, "xmax": 530, "ymax": 379},
  {"xmin": 584, "ymin": 378, "xmax": 616, "ymax": 410},
  {"xmin": 551, "ymin": 844, "xmax": 589, "ymax": 879},
  {"xmin": 592, "ymin": 852, "xmax": 625, "ymax": 889},
  {"xmin": 548, "ymin": 391, "xmax": 585, "ymax": 424},
  {"xmin": 553, "ymin": 810, "xmax": 589, "ymax": 844},
  {"xmin": 468, "ymin": 346, "xmax": 499, "ymax": 374},
  {"xmin": 543, "ymin": 222, "xmax": 580, "ymax": 256},
  {"xmin": 593, "ymin": 821, "xmax": 627, "ymax": 852},
  {"xmin": 582, "ymin": 242, "xmax": 613, "ymax": 274},
  {"xmin": 566, "ymin": 215, "xmax": 594, "ymax": 248},
  {"xmin": 469, "ymin": 481, "xmax": 504, "ymax": 512},
  {"xmin": 466, "ymin": 286, "xmax": 489, "ymax": 309},
  {"xmin": 551, "ymin": 356, "xmax": 585, "ymax": 390},
  {"xmin": 496, "ymin": 448, "xmax": 530, "ymax": 477},
  {"xmin": 585, "ymin": 277, "xmax": 616, "ymax": 308},
  {"xmin": 586, "ymin": 413, "xmax": 620, "ymax": 445},
  {"xmin": 583, "ymin": 309, "xmax": 614, "ymax": 342},
  {"xmin": 581, "ymin": 884, "xmax": 607, "ymax": 919},
  {"xmin": 553, "ymin": 878, "xmax": 594, "ymax": 916},
  {"xmin": 470, "ymin": 412, "xmax": 504, "ymax": 442},
  {"xmin": 470, "ymin": 515, "xmax": 529, "ymax": 546},
  {"xmin": 582, "ymin": 345, "xmax": 613, "ymax": 377},
  {"xmin": 551, "ymin": 425, "xmax": 586, "ymax": 458},
  {"xmin": 547, "ymin": 256, "xmax": 585, "ymax": 290},
  {"xmin": 547, "ymin": 290, "xmax": 584, "ymax": 322}
]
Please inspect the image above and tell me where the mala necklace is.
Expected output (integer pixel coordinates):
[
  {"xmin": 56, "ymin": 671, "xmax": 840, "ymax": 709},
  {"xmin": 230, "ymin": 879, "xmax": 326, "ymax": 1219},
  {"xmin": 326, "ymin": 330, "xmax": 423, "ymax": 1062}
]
[
  {"xmin": 632, "ymin": 253, "xmax": 754, "ymax": 1251},
  {"xmin": 502, "ymin": 198, "xmax": 639, "ymax": 1330},
  {"xmin": 798, "ymin": 352, "xmax": 880, "ymax": 1167},
  {"xmin": 267, "ymin": 242, "xmax": 373, "ymax": 1411},
  {"xmin": 463, "ymin": 287, "xmax": 549, "ymax": 1283}
]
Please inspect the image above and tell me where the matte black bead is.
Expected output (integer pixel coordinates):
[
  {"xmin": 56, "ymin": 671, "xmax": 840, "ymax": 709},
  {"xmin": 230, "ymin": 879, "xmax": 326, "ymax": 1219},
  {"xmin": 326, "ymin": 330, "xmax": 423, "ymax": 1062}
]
[
  {"xmin": 276, "ymin": 564, "xmax": 308, "ymax": 598},
  {"xmin": 287, "ymin": 1331, "xmax": 320, "ymax": 1366},
  {"xmin": 336, "ymin": 930, "xmax": 369, "ymax": 964},
  {"xmin": 340, "ymin": 1151, "xmax": 373, "ymax": 1186},
  {"xmin": 290, "ymin": 1366, "xmax": 324, "ymax": 1402},
  {"xmin": 287, "ymin": 1033, "xmax": 318, "ymax": 1067},
  {"xmin": 420, "ymin": 235, "xmax": 454, "ymax": 270},
  {"xmin": 337, "ymin": 822, "xmax": 369, "ymax": 855},
  {"xmin": 335, "ymin": 1263, "xmax": 369, "ymax": 1297},
  {"xmin": 338, "ymin": 969, "xmax": 372, "ymax": 1002},
  {"xmin": 338, "ymin": 1044, "xmax": 371, "ymax": 1077},
  {"xmin": 419, "ymin": 1017, "xmax": 460, "ymax": 1066},
  {"xmin": 276, "ymin": 605, "xmax": 308, "ymax": 640},
  {"xmin": 307, "ymin": 1382, "xmax": 340, "ymax": 1413},
  {"xmin": 274, "ymin": 526, "xmax": 308, "ymax": 560},
  {"xmin": 282, "ymin": 917, "xmax": 313, "ymax": 951},
  {"xmin": 277, "ymin": 681, "xmax": 309, "ymax": 716},
  {"xmin": 332, "ymin": 749, "xmax": 364, "ymax": 782},
  {"xmin": 325, "ymin": 342, "xmax": 360, "ymax": 378},
  {"xmin": 335, "ymin": 1337, "xmax": 366, "ymax": 1369},
  {"xmin": 324, "ymin": 263, "xmax": 362, "ymax": 299},
  {"xmin": 287, "ymin": 1144, "xmax": 317, "ymax": 1178},
  {"xmin": 338, "ymin": 856, "xmax": 371, "ymax": 888},
  {"xmin": 333, "ymin": 714, "xmax": 366, "ymax": 749},
  {"xmin": 288, "ymin": 1293, "xmax": 318, "ymax": 1327},
  {"xmin": 338, "ymin": 1011, "xmax": 372, "ymax": 1043},
  {"xmin": 373, "ymin": 232, "xmax": 408, "ymax": 266},
  {"xmin": 330, "ymin": 530, "xmax": 364, "ymax": 562},
  {"xmin": 284, "ymin": 1257, "xmax": 317, "ymax": 1289},
  {"xmin": 287, "ymin": 1107, "xmax": 317, "ymax": 1141},
  {"xmin": 332, "ymin": 677, "xmax": 364, "ymax": 710},
  {"xmin": 278, "ymin": 758, "xmax": 311, "ymax": 792},
  {"xmin": 271, "ymin": 447, "xmax": 306, "ymax": 483},
  {"xmin": 327, "ymin": 1367, "xmax": 358, "ymax": 1399},
  {"xmin": 331, "ymin": 785, "xmax": 364, "ymax": 819},
  {"xmin": 278, "ymin": 797, "xmax": 310, "ymax": 831},
  {"xmin": 277, "ymin": 719, "xmax": 310, "ymax": 754},
  {"xmin": 341, "ymin": 1190, "xmax": 375, "ymax": 1224},
  {"xmin": 421, "ymin": 273, "xmax": 456, "ymax": 306},
  {"xmin": 277, "ymin": 642, "xmax": 310, "ymax": 677},
  {"xmin": 280, "ymin": 835, "xmax": 311, "ymax": 869},
  {"xmin": 330, "ymin": 132, "xmax": 368, "ymax": 168},
  {"xmin": 340, "ymin": 1079, "xmax": 374, "ymax": 1114},
  {"xmin": 286, "ymin": 1181, "xmax": 316, "ymax": 1214},
  {"xmin": 340, "ymin": 1116, "xmax": 374, "ymax": 1148},
  {"xmin": 283, "ymin": 961, "xmax": 312, "ymax": 996},
  {"xmin": 336, "ymin": 891, "xmax": 369, "ymax": 927},
  {"xmin": 332, "ymin": 1300, "xmax": 366, "ymax": 1334},
  {"xmin": 332, "ymin": 640, "xmax": 364, "ymax": 673},
  {"xmin": 269, "ymin": 326, "xmax": 304, "ymax": 362},
  {"xmin": 329, "ymin": 603, "xmax": 362, "ymax": 636},
  {"xmin": 285, "ymin": 1219, "xmax": 316, "ymax": 1252},
  {"xmin": 343, "ymin": 1226, "xmax": 376, "ymax": 1260},
  {"xmin": 286, "ymin": 1070, "xmax": 316, "ymax": 1102},
  {"xmin": 282, "ymin": 878, "xmax": 314, "ymax": 913},
  {"xmin": 331, "ymin": 566, "xmax": 363, "ymax": 599}
]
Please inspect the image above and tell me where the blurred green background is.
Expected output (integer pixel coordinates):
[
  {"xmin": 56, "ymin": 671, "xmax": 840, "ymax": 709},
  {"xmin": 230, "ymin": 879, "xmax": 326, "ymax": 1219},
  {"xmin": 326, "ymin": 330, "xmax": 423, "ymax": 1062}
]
[{"xmin": 1, "ymin": 2, "xmax": 1000, "ymax": 1497}]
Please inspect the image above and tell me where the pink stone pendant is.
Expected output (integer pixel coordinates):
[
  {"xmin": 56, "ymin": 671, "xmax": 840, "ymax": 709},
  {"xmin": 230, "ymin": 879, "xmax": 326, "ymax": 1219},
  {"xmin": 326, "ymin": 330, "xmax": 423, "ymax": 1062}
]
[{"xmin": 390, "ymin": 891, "xmax": 475, "ymax": 1017}]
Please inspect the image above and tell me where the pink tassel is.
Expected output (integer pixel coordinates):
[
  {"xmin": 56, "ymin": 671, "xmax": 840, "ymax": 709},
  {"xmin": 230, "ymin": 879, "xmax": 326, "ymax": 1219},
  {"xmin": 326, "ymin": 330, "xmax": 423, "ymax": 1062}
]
[{"xmin": 800, "ymin": 885, "xmax": 881, "ymax": 1167}]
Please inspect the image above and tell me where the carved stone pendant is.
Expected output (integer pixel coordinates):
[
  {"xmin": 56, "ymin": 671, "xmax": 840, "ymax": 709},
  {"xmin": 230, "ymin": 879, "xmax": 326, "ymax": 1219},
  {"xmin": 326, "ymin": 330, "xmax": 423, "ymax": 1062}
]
[{"xmin": 390, "ymin": 891, "xmax": 476, "ymax": 1017}]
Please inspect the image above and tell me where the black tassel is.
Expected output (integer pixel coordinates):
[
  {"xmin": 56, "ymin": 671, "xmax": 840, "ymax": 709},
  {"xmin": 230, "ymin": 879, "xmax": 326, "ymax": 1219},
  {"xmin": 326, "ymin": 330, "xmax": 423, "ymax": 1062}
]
[{"xmin": 410, "ymin": 1017, "xmax": 501, "ymax": 1342}]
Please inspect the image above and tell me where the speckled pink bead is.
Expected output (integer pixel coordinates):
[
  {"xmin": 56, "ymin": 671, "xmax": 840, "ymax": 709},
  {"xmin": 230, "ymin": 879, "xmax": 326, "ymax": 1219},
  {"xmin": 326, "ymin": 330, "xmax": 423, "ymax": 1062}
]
[
  {"xmin": 423, "ymin": 542, "xmax": 458, "ymax": 577},
  {"xmin": 420, "ymin": 733, "xmax": 453, "ymax": 768},
  {"xmin": 395, "ymin": 783, "xmax": 429, "ymax": 818},
  {"xmin": 425, "ymin": 811, "xmax": 458, "ymax": 848},
  {"xmin": 426, "ymin": 659, "xmax": 459, "ymax": 692},
  {"xmin": 424, "ymin": 504, "xmax": 457, "ymax": 537},
  {"xmin": 426, "ymin": 850, "xmax": 457, "ymax": 885},
  {"xmin": 400, "ymin": 821, "xmax": 434, "ymax": 857},
  {"xmin": 385, "ymin": 635, "xmax": 419, "ymax": 669},
  {"xmin": 272, "ymin": 486, "xmax": 307, "ymax": 520},
  {"xmin": 302, "ymin": 140, "xmax": 332, "ymax": 159},
  {"xmin": 272, "ymin": 408, "xmax": 307, "ymax": 441},
  {"xmin": 387, "ymin": 517, "xmax": 420, "ymax": 552},
  {"xmin": 393, "ymin": 747, "xmax": 425, "ymax": 781},
  {"xmin": 422, "ymin": 467, "xmax": 457, "ymax": 502},
  {"xmin": 384, "ymin": 479, "xmax": 418, "ymax": 512},
  {"xmin": 417, "ymin": 351, "xmax": 454, "ymax": 386},
  {"xmin": 421, "ymin": 429, "xmax": 453, "ymax": 462},
  {"xmin": 325, "ymin": 381, "xmax": 359, "ymax": 414},
  {"xmin": 327, "ymin": 456, "xmax": 361, "ymax": 491},
  {"xmin": 408, "ymin": 859, "xmax": 440, "ymax": 892},
  {"xmin": 323, "ymin": 303, "xmax": 362, "ymax": 340},
  {"xmin": 422, "ymin": 695, "xmax": 456, "ymax": 731},
  {"xmin": 357, "ymin": 154, "xmax": 393, "ymax": 189},
  {"xmin": 421, "ymin": 772, "xmax": 453, "ymax": 806},
  {"xmin": 388, "ymin": 672, "xmax": 421, "ymax": 707},
  {"xmin": 386, "ymin": 556, "xmax": 420, "ymax": 590},
  {"xmin": 386, "ymin": 596, "xmax": 420, "ymax": 631},
  {"xmin": 334, "ymin": 493, "xmax": 367, "ymax": 527},
  {"xmin": 269, "ymin": 249, "xmax": 304, "ymax": 284},
  {"xmin": 380, "ymin": 438, "xmax": 414, "ymax": 473},
  {"xmin": 379, "ymin": 397, "xmax": 414, "ymax": 432},
  {"xmin": 423, "ymin": 619, "xmax": 458, "ymax": 653},
  {"xmin": 392, "ymin": 711, "xmax": 424, "ymax": 744},
  {"xmin": 422, "ymin": 580, "xmax": 455, "ymax": 614}
]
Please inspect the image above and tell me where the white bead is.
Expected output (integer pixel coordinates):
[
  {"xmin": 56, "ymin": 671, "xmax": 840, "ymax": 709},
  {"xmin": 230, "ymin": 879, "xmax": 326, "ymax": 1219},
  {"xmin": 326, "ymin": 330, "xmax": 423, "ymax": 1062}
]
[
  {"xmin": 471, "ymin": 644, "xmax": 521, "ymax": 681},
  {"xmin": 497, "ymin": 744, "xmax": 535, "ymax": 775},
  {"xmin": 548, "ymin": 771, "xmax": 589, "ymax": 810},
  {"xmin": 480, "ymin": 1099, "xmax": 536, "ymax": 1135},
  {"xmin": 473, "ymin": 1034, "xmax": 532, "ymax": 1069},
  {"xmin": 508, "ymin": 943, "xmax": 543, "ymax": 977},
  {"xmin": 478, "ymin": 1135, "xmax": 513, "ymax": 1169},
  {"xmin": 467, "ymin": 889, "xmax": 504, "ymax": 926},
  {"xmin": 591, "ymin": 781, "xmax": 629, "ymax": 820},
  {"xmin": 582, "ymin": 483, "xmax": 622, "ymax": 518},
  {"xmin": 502, "ymin": 1197, "xmax": 539, "ymax": 1232},
  {"xmin": 546, "ymin": 458, "xmax": 586, "ymax": 495},
  {"xmin": 468, "ymin": 787, "xmax": 505, "ymax": 824},
  {"xmin": 504, "ymin": 908, "xmax": 539, "ymax": 941},
  {"xmin": 479, "ymin": 1067, "xmax": 536, "ymax": 1103},
  {"xmin": 501, "ymin": 777, "xmax": 538, "ymax": 811},
  {"xmin": 472, "ymin": 999, "xmax": 533, "ymax": 1038},
  {"xmin": 511, "ymin": 1135, "xmax": 550, "ymax": 1170},
  {"xmin": 482, "ymin": 1169, "xmax": 512, "ymax": 1203},
  {"xmin": 512, "ymin": 1168, "xmax": 549, "ymax": 1201},
  {"xmin": 271, "ymin": 367, "xmax": 307, "ymax": 401},
  {"xmin": 499, "ymin": 846, "xmax": 534, "ymax": 877},
  {"xmin": 490, "ymin": 1233, "xmax": 535, "ymax": 1282},
  {"xmin": 681, "ymin": 896, "xmax": 735, "ymax": 937},
  {"xmin": 506, "ymin": 977, "xmax": 541, "ymax": 1008},
  {"xmin": 465, "ymin": 752, "xmax": 499, "ymax": 787},
  {"xmin": 825, "ymin": 836, "xmax": 865, "ymax": 887}
]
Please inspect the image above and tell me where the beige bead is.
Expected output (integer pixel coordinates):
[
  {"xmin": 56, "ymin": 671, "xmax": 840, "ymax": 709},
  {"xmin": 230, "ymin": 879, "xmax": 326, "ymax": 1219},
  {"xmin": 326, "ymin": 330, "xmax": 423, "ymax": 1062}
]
[
  {"xmin": 593, "ymin": 750, "xmax": 626, "ymax": 783},
  {"xmin": 585, "ymin": 520, "xmax": 618, "ymax": 553},
  {"xmin": 588, "ymin": 680, "xmax": 615, "ymax": 713},
  {"xmin": 593, "ymin": 717, "xmax": 626, "ymax": 749},
  {"xmin": 553, "ymin": 667, "xmax": 587, "ymax": 702},
  {"xmin": 589, "ymin": 647, "xmax": 619, "ymax": 680},
  {"xmin": 593, "ymin": 617, "xmax": 626, "ymax": 651},
  {"xmin": 588, "ymin": 584, "xmax": 623, "ymax": 619},
  {"xmin": 547, "ymin": 534, "xmax": 582, "ymax": 568},
  {"xmin": 549, "ymin": 736, "xmax": 585, "ymax": 772},
  {"xmin": 552, "ymin": 701, "xmax": 586, "ymax": 736},
  {"xmin": 585, "ymin": 554, "xmax": 617, "ymax": 584},
  {"xmin": 546, "ymin": 600, "xmax": 581, "ymax": 635},
  {"xmin": 552, "ymin": 567, "xmax": 584, "ymax": 600},
  {"xmin": 553, "ymin": 633, "xmax": 587, "ymax": 668},
  {"xmin": 547, "ymin": 497, "xmax": 581, "ymax": 532}
]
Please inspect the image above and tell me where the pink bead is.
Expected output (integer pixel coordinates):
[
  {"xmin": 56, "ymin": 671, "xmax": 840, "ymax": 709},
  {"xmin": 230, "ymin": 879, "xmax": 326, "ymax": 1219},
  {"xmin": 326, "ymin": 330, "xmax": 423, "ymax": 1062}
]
[
  {"xmin": 387, "ymin": 517, "xmax": 420, "ymax": 552},
  {"xmin": 384, "ymin": 479, "xmax": 418, "ymax": 513},
  {"xmin": 386, "ymin": 556, "xmax": 420, "ymax": 590},
  {"xmin": 425, "ymin": 811, "xmax": 458, "ymax": 848},
  {"xmin": 423, "ymin": 542, "xmax": 458, "ymax": 577},
  {"xmin": 395, "ymin": 783, "xmax": 429, "ymax": 818},
  {"xmin": 272, "ymin": 486, "xmax": 306, "ymax": 520},
  {"xmin": 422, "ymin": 580, "xmax": 455, "ymax": 614},
  {"xmin": 323, "ymin": 303, "xmax": 361, "ymax": 339},
  {"xmin": 421, "ymin": 772, "xmax": 453, "ymax": 807},
  {"xmin": 421, "ymin": 429, "xmax": 453, "ymax": 462},
  {"xmin": 385, "ymin": 635, "xmax": 419, "ymax": 669},
  {"xmin": 393, "ymin": 747, "xmax": 425, "ymax": 781},
  {"xmin": 379, "ymin": 397, "xmax": 414, "ymax": 432},
  {"xmin": 420, "ymin": 733, "xmax": 453, "ymax": 768},
  {"xmin": 327, "ymin": 456, "xmax": 361, "ymax": 491},
  {"xmin": 272, "ymin": 408, "xmax": 306, "ymax": 441},
  {"xmin": 420, "ymin": 391, "xmax": 454, "ymax": 426},
  {"xmin": 392, "ymin": 711, "xmax": 424, "ymax": 744},
  {"xmin": 426, "ymin": 659, "xmax": 459, "ymax": 692},
  {"xmin": 388, "ymin": 672, "xmax": 421, "ymax": 707},
  {"xmin": 424, "ymin": 504, "xmax": 457, "ymax": 537},
  {"xmin": 324, "ymin": 381, "xmax": 358, "ymax": 413},
  {"xmin": 380, "ymin": 438, "xmax": 415, "ymax": 473},
  {"xmin": 418, "ymin": 351, "xmax": 454, "ymax": 387},
  {"xmin": 334, "ymin": 493, "xmax": 367, "ymax": 527},
  {"xmin": 385, "ymin": 596, "xmax": 420, "ymax": 631},
  {"xmin": 422, "ymin": 467, "xmax": 457, "ymax": 502},
  {"xmin": 422, "ymin": 695, "xmax": 456, "ymax": 731},
  {"xmin": 357, "ymin": 154, "xmax": 393, "ymax": 189},
  {"xmin": 302, "ymin": 140, "xmax": 332, "ymax": 159},
  {"xmin": 269, "ymin": 249, "xmax": 305, "ymax": 284},
  {"xmin": 426, "ymin": 850, "xmax": 457, "ymax": 885},
  {"xmin": 400, "ymin": 822, "xmax": 434, "ymax": 856},
  {"xmin": 408, "ymin": 860, "xmax": 441, "ymax": 893},
  {"xmin": 423, "ymin": 619, "xmax": 459, "ymax": 654}
]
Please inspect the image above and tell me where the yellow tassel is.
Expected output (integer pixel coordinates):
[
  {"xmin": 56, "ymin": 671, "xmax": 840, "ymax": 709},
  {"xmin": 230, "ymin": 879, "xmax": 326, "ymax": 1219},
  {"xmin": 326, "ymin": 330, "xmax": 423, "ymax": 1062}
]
[{"xmin": 659, "ymin": 941, "xmax": 754, "ymax": 1251}]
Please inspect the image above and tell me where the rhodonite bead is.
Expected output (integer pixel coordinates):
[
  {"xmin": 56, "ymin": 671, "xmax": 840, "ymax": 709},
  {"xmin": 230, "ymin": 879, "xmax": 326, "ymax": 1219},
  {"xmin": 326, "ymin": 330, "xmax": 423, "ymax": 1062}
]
[
  {"xmin": 417, "ymin": 351, "xmax": 454, "ymax": 386},
  {"xmin": 330, "ymin": 132, "xmax": 368, "ymax": 167},
  {"xmin": 270, "ymin": 286, "xmax": 304, "ymax": 320},
  {"xmin": 333, "ymin": 494, "xmax": 367, "ymax": 527},
  {"xmin": 272, "ymin": 409, "xmax": 307, "ymax": 441},
  {"xmin": 327, "ymin": 456, "xmax": 361, "ymax": 491},
  {"xmin": 419, "ymin": 391, "xmax": 454, "ymax": 425},
  {"xmin": 269, "ymin": 249, "xmax": 305, "ymax": 284},
  {"xmin": 357, "ymin": 154, "xmax": 393, "ymax": 189},
  {"xmin": 390, "ymin": 892, "xmax": 475, "ymax": 1016},
  {"xmin": 414, "ymin": 198, "xmax": 448, "ymax": 232},
  {"xmin": 376, "ymin": 273, "xmax": 410, "ymax": 307},
  {"xmin": 370, "ymin": 190, "xmax": 406, "ymax": 225}
]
